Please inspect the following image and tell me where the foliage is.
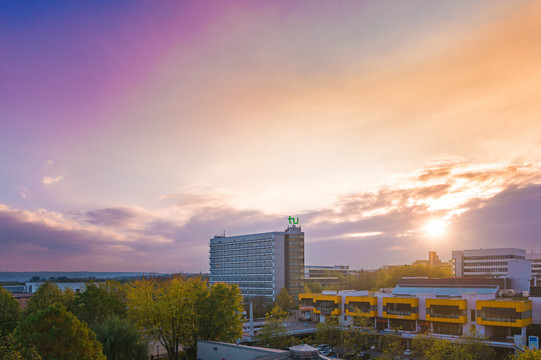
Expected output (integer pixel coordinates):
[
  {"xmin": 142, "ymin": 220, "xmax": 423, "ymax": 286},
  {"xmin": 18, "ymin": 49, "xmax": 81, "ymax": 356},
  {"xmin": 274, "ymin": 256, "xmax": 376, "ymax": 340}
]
[
  {"xmin": 515, "ymin": 348, "xmax": 541, "ymax": 359},
  {"xmin": 258, "ymin": 306, "xmax": 289, "ymax": 349},
  {"xmin": 347, "ymin": 265, "xmax": 451, "ymax": 291},
  {"xmin": 304, "ymin": 281, "xmax": 322, "ymax": 293},
  {"xmin": 15, "ymin": 304, "xmax": 105, "ymax": 360},
  {"xmin": 417, "ymin": 329, "xmax": 495, "ymax": 360},
  {"xmin": 127, "ymin": 276, "xmax": 243, "ymax": 360},
  {"xmin": 249, "ymin": 296, "xmax": 274, "ymax": 318},
  {"xmin": 23, "ymin": 282, "xmax": 70, "ymax": 317},
  {"xmin": 0, "ymin": 287, "xmax": 21, "ymax": 336},
  {"xmin": 315, "ymin": 315, "xmax": 342, "ymax": 349},
  {"xmin": 195, "ymin": 282, "xmax": 244, "ymax": 342},
  {"xmin": 275, "ymin": 288, "xmax": 293, "ymax": 312},
  {"xmin": 93, "ymin": 316, "xmax": 148, "ymax": 360},
  {"xmin": 71, "ymin": 284, "xmax": 127, "ymax": 326},
  {"xmin": 0, "ymin": 333, "xmax": 41, "ymax": 360},
  {"xmin": 411, "ymin": 331, "xmax": 434, "ymax": 359},
  {"xmin": 381, "ymin": 335, "xmax": 404, "ymax": 360}
]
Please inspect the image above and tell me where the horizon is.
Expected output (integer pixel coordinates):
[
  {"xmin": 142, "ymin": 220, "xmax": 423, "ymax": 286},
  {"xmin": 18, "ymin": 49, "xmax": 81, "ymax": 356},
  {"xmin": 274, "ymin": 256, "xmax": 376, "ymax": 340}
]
[{"xmin": 2, "ymin": 0, "xmax": 541, "ymax": 272}]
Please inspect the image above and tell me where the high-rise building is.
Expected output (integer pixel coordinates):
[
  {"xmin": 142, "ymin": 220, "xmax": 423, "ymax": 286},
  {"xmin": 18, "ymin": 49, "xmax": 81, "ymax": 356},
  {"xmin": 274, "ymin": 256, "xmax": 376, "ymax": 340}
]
[
  {"xmin": 209, "ymin": 224, "xmax": 304, "ymax": 302},
  {"xmin": 452, "ymin": 248, "xmax": 531, "ymax": 291}
]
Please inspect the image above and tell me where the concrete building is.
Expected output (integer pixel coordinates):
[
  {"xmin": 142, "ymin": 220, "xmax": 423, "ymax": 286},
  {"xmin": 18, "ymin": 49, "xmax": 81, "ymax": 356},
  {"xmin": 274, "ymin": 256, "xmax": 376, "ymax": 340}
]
[
  {"xmin": 452, "ymin": 248, "xmax": 531, "ymax": 292},
  {"xmin": 209, "ymin": 224, "xmax": 304, "ymax": 302},
  {"xmin": 304, "ymin": 265, "xmax": 349, "ymax": 289},
  {"xmin": 526, "ymin": 252, "xmax": 541, "ymax": 286}
]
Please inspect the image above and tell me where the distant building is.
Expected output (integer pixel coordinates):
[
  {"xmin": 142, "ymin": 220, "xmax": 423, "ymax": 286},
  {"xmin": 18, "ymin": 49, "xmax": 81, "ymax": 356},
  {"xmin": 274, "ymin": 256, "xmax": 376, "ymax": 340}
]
[
  {"xmin": 209, "ymin": 224, "xmax": 304, "ymax": 302},
  {"xmin": 452, "ymin": 248, "xmax": 531, "ymax": 292},
  {"xmin": 526, "ymin": 252, "xmax": 541, "ymax": 286},
  {"xmin": 304, "ymin": 265, "xmax": 349, "ymax": 289},
  {"xmin": 198, "ymin": 341, "xmax": 329, "ymax": 360},
  {"xmin": 24, "ymin": 282, "xmax": 86, "ymax": 294}
]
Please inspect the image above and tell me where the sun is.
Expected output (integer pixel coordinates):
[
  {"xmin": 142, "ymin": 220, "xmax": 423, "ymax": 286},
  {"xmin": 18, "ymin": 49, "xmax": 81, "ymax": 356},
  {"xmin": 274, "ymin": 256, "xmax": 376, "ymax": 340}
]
[{"xmin": 424, "ymin": 219, "xmax": 447, "ymax": 237}]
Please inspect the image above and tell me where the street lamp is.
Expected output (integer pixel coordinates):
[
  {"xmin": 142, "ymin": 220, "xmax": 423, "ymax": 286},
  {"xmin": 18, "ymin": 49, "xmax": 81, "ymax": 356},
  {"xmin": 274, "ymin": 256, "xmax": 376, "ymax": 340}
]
[{"xmin": 156, "ymin": 345, "xmax": 159, "ymax": 358}]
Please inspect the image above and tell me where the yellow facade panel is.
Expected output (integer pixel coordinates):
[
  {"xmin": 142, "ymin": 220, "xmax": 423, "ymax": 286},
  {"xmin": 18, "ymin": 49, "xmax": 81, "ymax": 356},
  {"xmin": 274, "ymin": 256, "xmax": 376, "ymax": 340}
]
[
  {"xmin": 476, "ymin": 317, "xmax": 532, "ymax": 328},
  {"xmin": 345, "ymin": 309, "xmax": 377, "ymax": 317},
  {"xmin": 476, "ymin": 300, "xmax": 532, "ymax": 312},
  {"xmin": 426, "ymin": 299, "xmax": 467, "ymax": 310},
  {"xmin": 426, "ymin": 314, "xmax": 467, "ymax": 324},
  {"xmin": 383, "ymin": 297, "xmax": 419, "ymax": 306},
  {"xmin": 345, "ymin": 296, "xmax": 377, "ymax": 305},
  {"xmin": 382, "ymin": 312, "xmax": 419, "ymax": 320}
]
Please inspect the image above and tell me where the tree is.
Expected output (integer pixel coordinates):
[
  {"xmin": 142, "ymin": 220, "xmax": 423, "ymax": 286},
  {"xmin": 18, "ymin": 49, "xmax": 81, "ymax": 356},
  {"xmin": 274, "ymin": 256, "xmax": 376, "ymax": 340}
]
[
  {"xmin": 411, "ymin": 331, "xmax": 434, "ymax": 359},
  {"xmin": 196, "ymin": 282, "xmax": 243, "ymax": 342},
  {"xmin": 71, "ymin": 284, "xmax": 127, "ymax": 326},
  {"xmin": 0, "ymin": 287, "xmax": 21, "ymax": 336},
  {"xmin": 315, "ymin": 315, "xmax": 342, "ymax": 350},
  {"xmin": 23, "ymin": 282, "xmax": 69, "ymax": 317},
  {"xmin": 258, "ymin": 306, "xmax": 289, "ymax": 349},
  {"xmin": 93, "ymin": 316, "xmax": 148, "ymax": 360},
  {"xmin": 15, "ymin": 304, "xmax": 105, "ymax": 360},
  {"xmin": 515, "ymin": 349, "xmax": 541, "ymax": 359},
  {"xmin": 275, "ymin": 288, "xmax": 293, "ymax": 312},
  {"xmin": 381, "ymin": 335, "xmax": 405, "ymax": 360},
  {"xmin": 127, "ymin": 276, "xmax": 243, "ymax": 360},
  {"xmin": 461, "ymin": 328, "xmax": 495, "ymax": 360},
  {"xmin": 0, "ymin": 333, "xmax": 41, "ymax": 360}
]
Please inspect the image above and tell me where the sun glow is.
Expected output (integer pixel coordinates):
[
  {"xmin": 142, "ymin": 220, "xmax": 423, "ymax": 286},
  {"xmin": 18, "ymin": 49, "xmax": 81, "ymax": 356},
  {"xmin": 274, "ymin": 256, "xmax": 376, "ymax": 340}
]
[{"xmin": 424, "ymin": 219, "xmax": 447, "ymax": 237}]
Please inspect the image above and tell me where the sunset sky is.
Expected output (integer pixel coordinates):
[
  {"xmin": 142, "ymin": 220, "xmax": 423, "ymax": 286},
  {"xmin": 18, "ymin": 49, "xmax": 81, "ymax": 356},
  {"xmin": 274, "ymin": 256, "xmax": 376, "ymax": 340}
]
[{"xmin": 1, "ymin": 0, "xmax": 541, "ymax": 272}]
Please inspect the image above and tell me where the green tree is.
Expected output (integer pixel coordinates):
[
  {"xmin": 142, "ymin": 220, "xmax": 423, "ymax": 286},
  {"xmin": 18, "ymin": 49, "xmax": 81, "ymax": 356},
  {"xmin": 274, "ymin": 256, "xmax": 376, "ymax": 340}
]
[
  {"xmin": 128, "ymin": 276, "xmax": 243, "ymax": 360},
  {"xmin": 71, "ymin": 284, "xmax": 127, "ymax": 326},
  {"xmin": 0, "ymin": 288, "xmax": 21, "ymax": 336},
  {"xmin": 0, "ymin": 333, "xmax": 41, "ymax": 360},
  {"xmin": 411, "ymin": 331, "xmax": 434, "ymax": 359},
  {"xmin": 424, "ymin": 338, "xmax": 466, "ymax": 360},
  {"xmin": 315, "ymin": 315, "xmax": 342, "ymax": 350},
  {"xmin": 381, "ymin": 335, "xmax": 405, "ymax": 360},
  {"xmin": 128, "ymin": 276, "xmax": 198, "ymax": 360},
  {"xmin": 15, "ymin": 304, "xmax": 105, "ymax": 360},
  {"xmin": 461, "ymin": 329, "xmax": 495, "ymax": 360},
  {"xmin": 93, "ymin": 316, "xmax": 148, "ymax": 360},
  {"xmin": 23, "ymin": 282, "xmax": 69, "ymax": 317},
  {"xmin": 258, "ymin": 306, "xmax": 289, "ymax": 349},
  {"xmin": 196, "ymin": 282, "xmax": 243, "ymax": 342},
  {"xmin": 515, "ymin": 348, "xmax": 541, "ymax": 359},
  {"xmin": 275, "ymin": 288, "xmax": 293, "ymax": 312}
]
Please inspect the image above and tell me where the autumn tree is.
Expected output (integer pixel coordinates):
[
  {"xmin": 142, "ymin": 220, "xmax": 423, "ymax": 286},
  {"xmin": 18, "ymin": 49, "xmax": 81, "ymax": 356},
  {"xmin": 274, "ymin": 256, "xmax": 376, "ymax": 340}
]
[
  {"xmin": 258, "ymin": 305, "xmax": 289, "ymax": 349},
  {"xmin": 15, "ymin": 304, "xmax": 105, "ymax": 360},
  {"xmin": 23, "ymin": 282, "xmax": 70, "ymax": 317},
  {"xmin": 515, "ymin": 348, "xmax": 541, "ymax": 360},
  {"xmin": 275, "ymin": 288, "xmax": 293, "ymax": 312},
  {"xmin": 0, "ymin": 287, "xmax": 21, "ymax": 336},
  {"xmin": 195, "ymin": 282, "xmax": 243, "ymax": 342},
  {"xmin": 381, "ymin": 335, "xmax": 405, "ymax": 360},
  {"xmin": 70, "ymin": 284, "xmax": 127, "ymax": 326},
  {"xmin": 315, "ymin": 315, "xmax": 342, "ymax": 350},
  {"xmin": 127, "ymin": 276, "xmax": 244, "ymax": 360},
  {"xmin": 0, "ymin": 333, "xmax": 41, "ymax": 360},
  {"xmin": 93, "ymin": 316, "xmax": 148, "ymax": 360}
]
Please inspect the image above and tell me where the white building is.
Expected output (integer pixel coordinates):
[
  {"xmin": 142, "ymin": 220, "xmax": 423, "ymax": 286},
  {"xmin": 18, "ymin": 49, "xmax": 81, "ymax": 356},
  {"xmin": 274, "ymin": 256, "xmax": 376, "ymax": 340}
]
[
  {"xmin": 526, "ymin": 252, "xmax": 541, "ymax": 286},
  {"xmin": 209, "ymin": 224, "xmax": 304, "ymax": 301},
  {"xmin": 452, "ymin": 248, "xmax": 531, "ymax": 292}
]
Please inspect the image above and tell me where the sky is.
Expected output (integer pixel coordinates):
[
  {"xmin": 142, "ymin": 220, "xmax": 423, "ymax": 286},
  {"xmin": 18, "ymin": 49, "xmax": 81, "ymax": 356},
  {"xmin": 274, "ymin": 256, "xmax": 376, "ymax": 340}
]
[{"xmin": 1, "ymin": 0, "xmax": 541, "ymax": 272}]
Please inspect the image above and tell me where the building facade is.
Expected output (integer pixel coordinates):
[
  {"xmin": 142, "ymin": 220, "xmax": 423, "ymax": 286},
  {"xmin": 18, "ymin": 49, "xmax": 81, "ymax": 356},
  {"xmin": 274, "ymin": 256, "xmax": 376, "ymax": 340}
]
[
  {"xmin": 526, "ymin": 252, "xmax": 541, "ymax": 286},
  {"xmin": 304, "ymin": 265, "xmax": 349, "ymax": 289},
  {"xmin": 299, "ymin": 277, "xmax": 538, "ymax": 349},
  {"xmin": 209, "ymin": 225, "xmax": 304, "ymax": 301},
  {"xmin": 452, "ymin": 248, "xmax": 531, "ymax": 292}
]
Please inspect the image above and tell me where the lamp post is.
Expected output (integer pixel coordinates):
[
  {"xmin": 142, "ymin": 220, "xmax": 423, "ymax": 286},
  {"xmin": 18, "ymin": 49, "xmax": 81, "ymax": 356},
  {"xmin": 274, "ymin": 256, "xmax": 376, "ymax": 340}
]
[{"xmin": 156, "ymin": 345, "xmax": 159, "ymax": 358}]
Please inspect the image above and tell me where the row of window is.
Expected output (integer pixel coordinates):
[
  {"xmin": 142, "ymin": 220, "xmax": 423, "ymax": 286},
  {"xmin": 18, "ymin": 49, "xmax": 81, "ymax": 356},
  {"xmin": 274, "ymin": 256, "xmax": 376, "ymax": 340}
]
[
  {"xmin": 463, "ymin": 255, "xmax": 525, "ymax": 260},
  {"xmin": 210, "ymin": 262, "xmax": 274, "ymax": 269},
  {"xmin": 464, "ymin": 268, "xmax": 507, "ymax": 273},
  {"xmin": 463, "ymin": 262, "xmax": 508, "ymax": 267},
  {"xmin": 210, "ymin": 253, "xmax": 273, "ymax": 261},
  {"xmin": 478, "ymin": 308, "xmax": 532, "ymax": 322}
]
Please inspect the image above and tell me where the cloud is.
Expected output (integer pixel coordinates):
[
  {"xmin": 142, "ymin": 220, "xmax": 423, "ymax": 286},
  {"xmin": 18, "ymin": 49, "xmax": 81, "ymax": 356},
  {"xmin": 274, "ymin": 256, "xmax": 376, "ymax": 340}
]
[
  {"xmin": 42, "ymin": 175, "xmax": 63, "ymax": 185},
  {"xmin": 3, "ymin": 161, "xmax": 541, "ymax": 272}
]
